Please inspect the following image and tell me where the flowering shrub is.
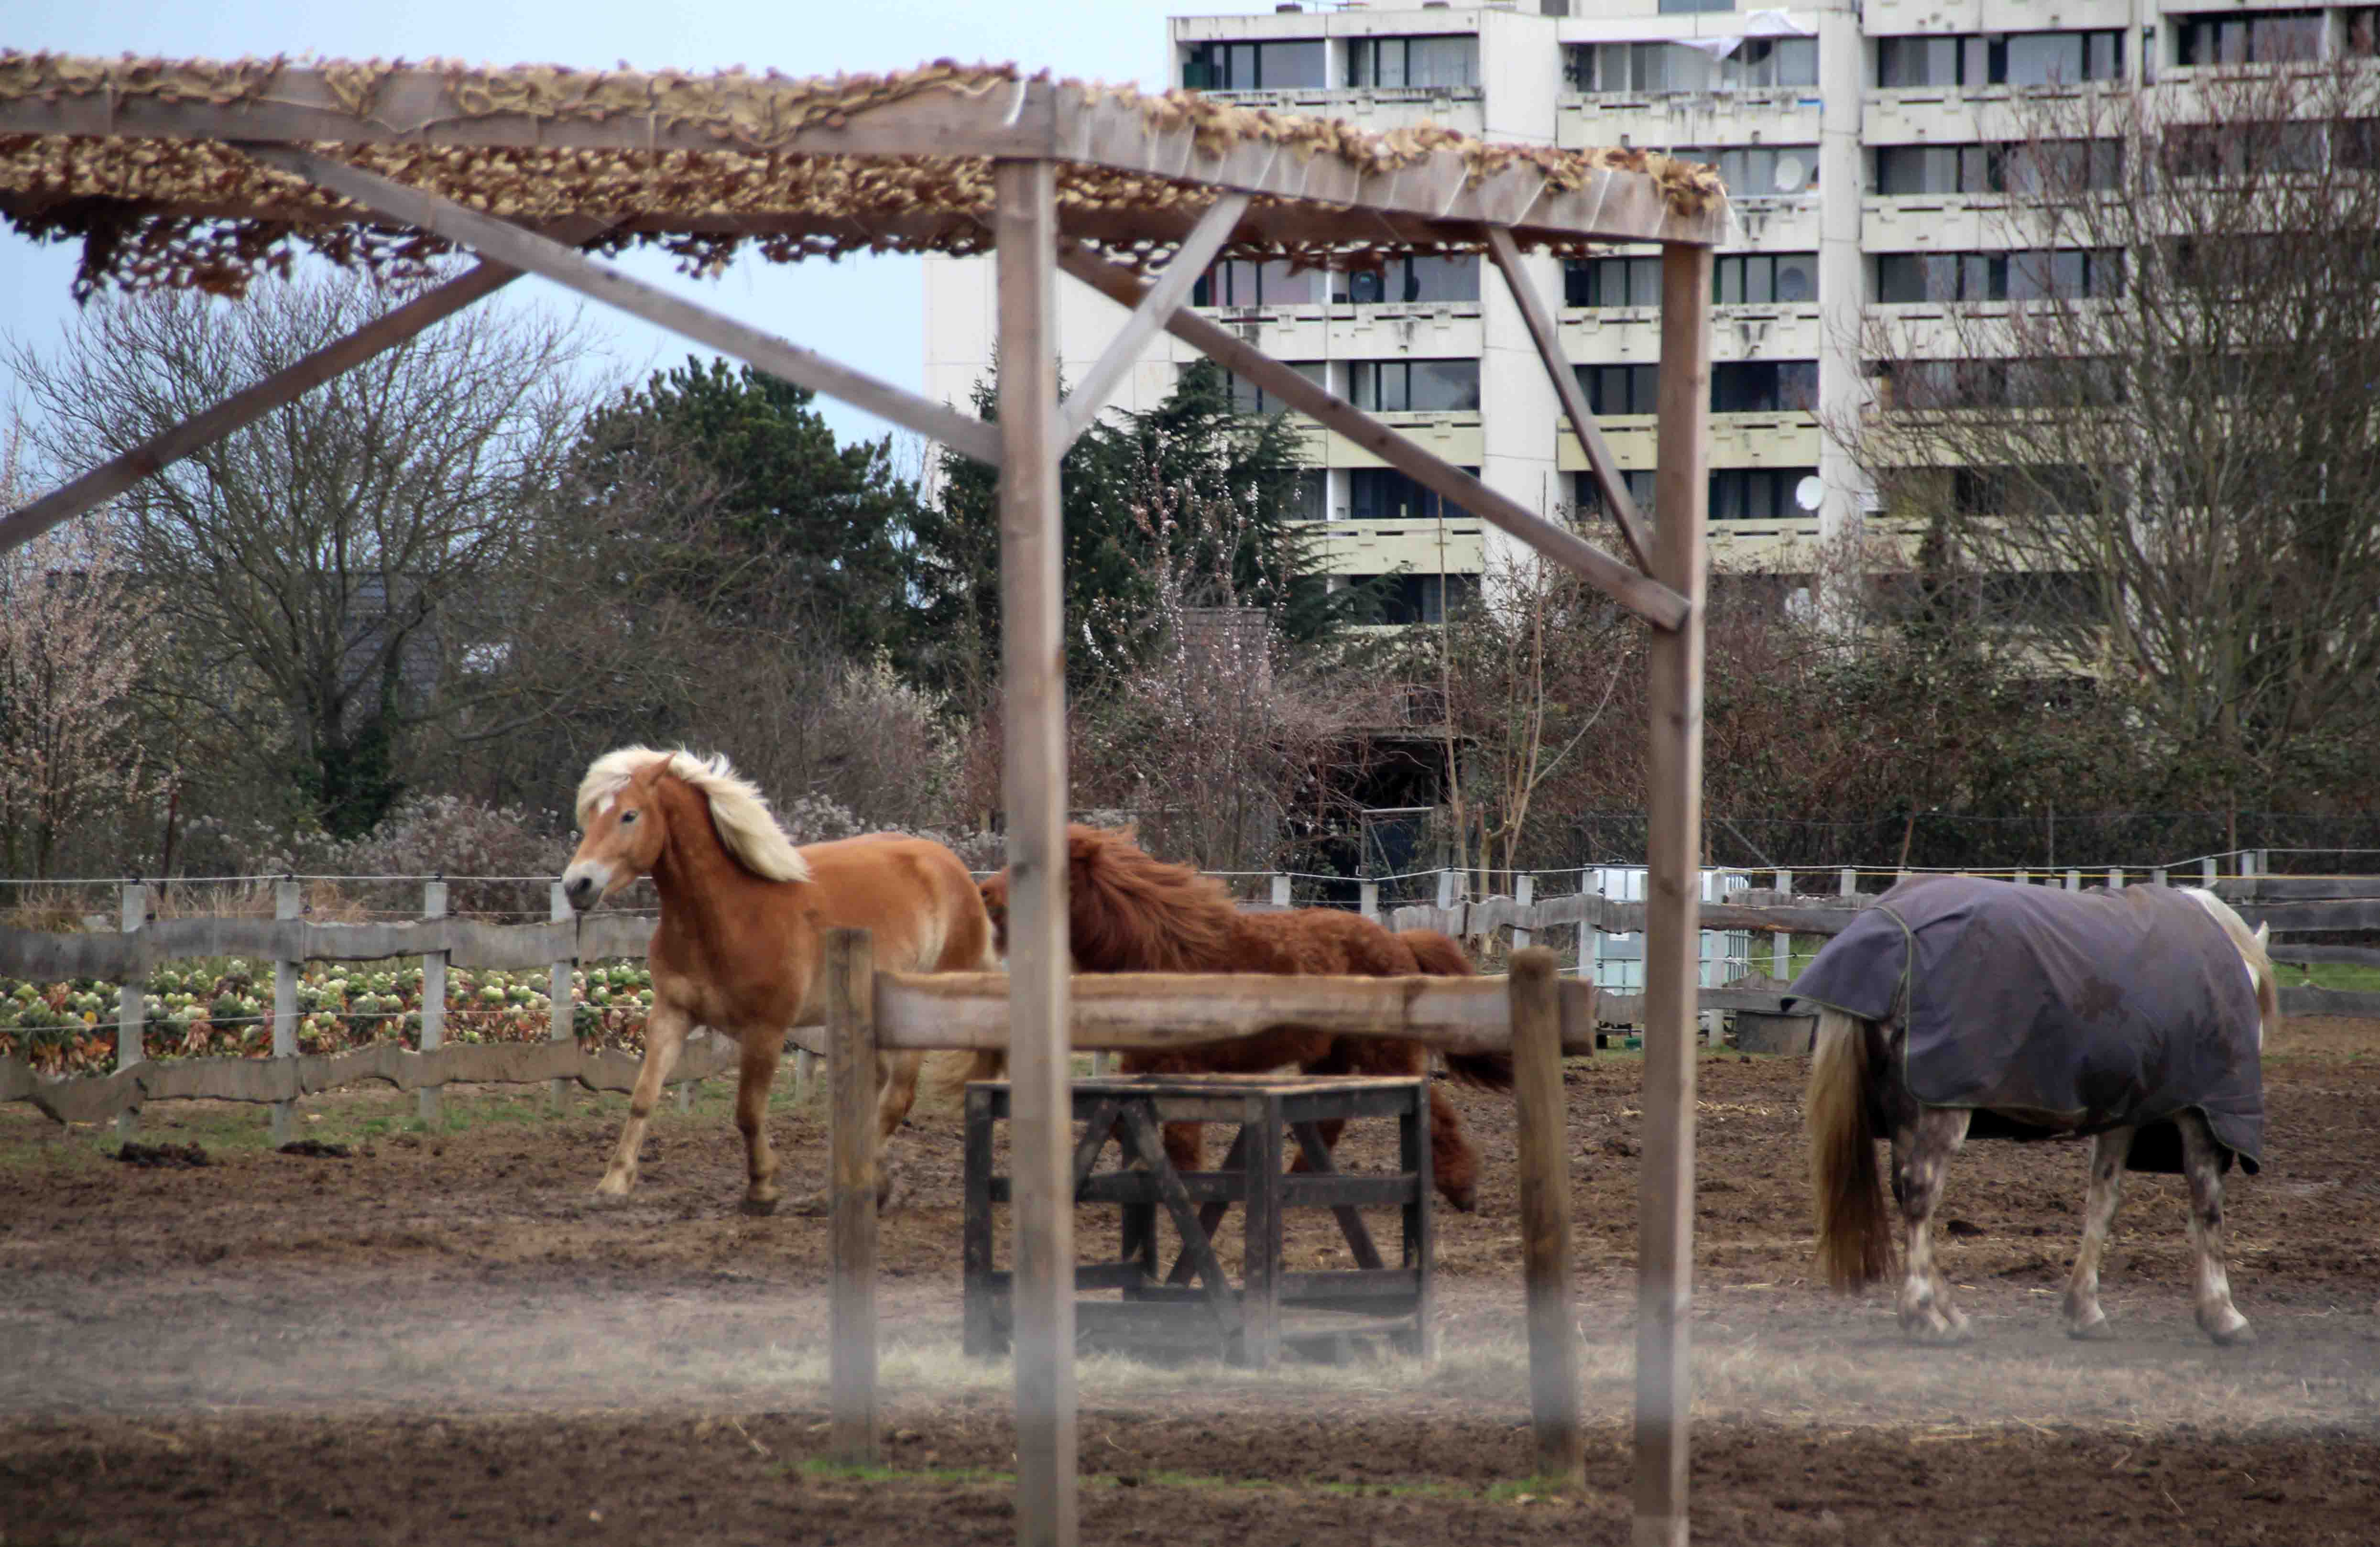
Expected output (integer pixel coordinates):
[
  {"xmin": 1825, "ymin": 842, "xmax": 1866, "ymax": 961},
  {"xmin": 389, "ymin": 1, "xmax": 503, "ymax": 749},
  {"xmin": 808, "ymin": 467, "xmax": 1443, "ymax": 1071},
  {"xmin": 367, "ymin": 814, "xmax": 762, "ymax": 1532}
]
[{"xmin": 0, "ymin": 960, "xmax": 655, "ymax": 1078}]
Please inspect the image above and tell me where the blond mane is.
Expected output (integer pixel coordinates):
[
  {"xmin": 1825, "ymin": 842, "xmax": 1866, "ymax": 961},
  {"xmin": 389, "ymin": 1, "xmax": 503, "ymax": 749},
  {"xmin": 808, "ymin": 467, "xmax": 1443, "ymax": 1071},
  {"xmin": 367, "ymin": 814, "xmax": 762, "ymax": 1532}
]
[
  {"xmin": 2183, "ymin": 886, "xmax": 2280, "ymax": 1047},
  {"xmin": 575, "ymin": 745, "xmax": 811, "ymax": 884}
]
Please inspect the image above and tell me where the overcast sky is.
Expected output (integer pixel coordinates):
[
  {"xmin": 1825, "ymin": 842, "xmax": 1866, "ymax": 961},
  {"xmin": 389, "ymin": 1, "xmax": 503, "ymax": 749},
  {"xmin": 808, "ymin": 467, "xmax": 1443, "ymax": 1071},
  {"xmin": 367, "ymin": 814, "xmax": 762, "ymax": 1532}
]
[{"xmin": 1, "ymin": 0, "xmax": 1271, "ymax": 454}]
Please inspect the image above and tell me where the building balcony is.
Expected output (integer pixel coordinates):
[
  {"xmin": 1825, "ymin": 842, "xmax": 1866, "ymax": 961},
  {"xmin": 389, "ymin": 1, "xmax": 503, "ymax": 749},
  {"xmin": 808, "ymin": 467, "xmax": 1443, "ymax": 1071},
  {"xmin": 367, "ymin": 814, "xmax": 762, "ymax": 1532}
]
[
  {"xmin": 1862, "ymin": 0, "xmax": 2137, "ymax": 36},
  {"xmin": 1860, "ymin": 198, "xmax": 2044, "ymax": 251},
  {"xmin": 1863, "ymin": 85, "xmax": 2120, "ymax": 145},
  {"xmin": 1556, "ymin": 91, "xmax": 1821, "ymax": 152},
  {"xmin": 1724, "ymin": 197, "xmax": 1824, "ymax": 251},
  {"xmin": 1289, "ymin": 412, "xmax": 1484, "ymax": 471},
  {"xmin": 1561, "ymin": 304, "xmax": 1825, "ymax": 362},
  {"xmin": 1182, "ymin": 304, "xmax": 1483, "ymax": 361},
  {"xmin": 1306, "ymin": 516, "xmax": 1486, "ymax": 580},
  {"xmin": 1556, "ymin": 413, "xmax": 1824, "ymax": 473}
]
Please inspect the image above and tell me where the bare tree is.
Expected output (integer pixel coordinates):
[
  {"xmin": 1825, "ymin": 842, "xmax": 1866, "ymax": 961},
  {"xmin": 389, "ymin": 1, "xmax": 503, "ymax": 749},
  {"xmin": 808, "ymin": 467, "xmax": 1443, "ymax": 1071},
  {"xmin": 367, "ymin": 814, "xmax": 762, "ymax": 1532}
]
[
  {"xmin": 1849, "ymin": 60, "xmax": 2380, "ymax": 839},
  {"xmin": 0, "ymin": 420, "xmax": 162, "ymax": 876},
  {"xmin": 7, "ymin": 268, "xmax": 600, "ymax": 837}
]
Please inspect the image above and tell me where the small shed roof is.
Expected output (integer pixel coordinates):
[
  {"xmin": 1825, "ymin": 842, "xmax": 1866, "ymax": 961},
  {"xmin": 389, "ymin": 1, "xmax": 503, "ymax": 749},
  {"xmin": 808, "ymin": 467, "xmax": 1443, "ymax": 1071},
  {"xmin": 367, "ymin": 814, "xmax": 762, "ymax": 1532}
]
[{"xmin": 0, "ymin": 52, "xmax": 1728, "ymax": 298}]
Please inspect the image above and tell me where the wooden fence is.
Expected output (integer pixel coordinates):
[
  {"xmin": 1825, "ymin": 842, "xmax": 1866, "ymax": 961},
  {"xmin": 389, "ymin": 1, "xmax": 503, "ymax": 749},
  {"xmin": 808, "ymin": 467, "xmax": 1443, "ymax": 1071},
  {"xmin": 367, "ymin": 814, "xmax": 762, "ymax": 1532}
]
[{"xmin": 6, "ymin": 869, "xmax": 2380, "ymax": 1129}]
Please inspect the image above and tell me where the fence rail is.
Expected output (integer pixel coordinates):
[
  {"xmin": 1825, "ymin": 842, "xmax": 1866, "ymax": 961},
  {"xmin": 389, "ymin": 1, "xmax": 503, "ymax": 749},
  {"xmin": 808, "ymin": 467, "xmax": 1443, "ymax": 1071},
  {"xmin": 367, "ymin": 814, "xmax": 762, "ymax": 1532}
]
[{"xmin": 6, "ymin": 866, "xmax": 2380, "ymax": 1125}]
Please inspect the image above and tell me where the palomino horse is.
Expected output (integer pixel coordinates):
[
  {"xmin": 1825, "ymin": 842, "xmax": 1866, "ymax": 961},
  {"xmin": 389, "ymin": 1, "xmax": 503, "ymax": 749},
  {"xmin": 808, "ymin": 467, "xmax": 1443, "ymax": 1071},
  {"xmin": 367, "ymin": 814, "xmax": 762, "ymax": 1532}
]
[
  {"xmin": 975, "ymin": 824, "xmax": 1507, "ymax": 1211},
  {"xmin": 561, "ymin": 747, "xmax": 995, "ymax": 1212},
  {"xmin": 1798, "ymin": 875, "xmax": 2278, "ymax": 1344}
]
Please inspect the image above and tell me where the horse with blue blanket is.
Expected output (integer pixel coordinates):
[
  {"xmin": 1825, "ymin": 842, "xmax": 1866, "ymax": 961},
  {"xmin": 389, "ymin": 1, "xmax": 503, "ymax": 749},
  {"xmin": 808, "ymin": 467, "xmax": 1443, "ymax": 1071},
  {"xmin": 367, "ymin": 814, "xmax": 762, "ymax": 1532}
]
[{"xmin": 1794, "ymin": 876, "xmax": 2278, "ymax": 1345}]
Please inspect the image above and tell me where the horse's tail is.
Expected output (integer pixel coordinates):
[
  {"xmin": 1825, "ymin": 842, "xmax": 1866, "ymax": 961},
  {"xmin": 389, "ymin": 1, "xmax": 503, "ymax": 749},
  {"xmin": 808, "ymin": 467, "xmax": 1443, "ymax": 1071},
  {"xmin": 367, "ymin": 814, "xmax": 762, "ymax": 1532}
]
[
  {"xmin": 1807, "ymin": 1007, "xmax": 1894, "ymax": 1291},
  {"xmin": 1400, "ymin": 930, "xmax": 1512, "ymax": 1091},
  {"xmin": 926, "ymin": 1048, "xmax": 1006, "ymax": 1105}
]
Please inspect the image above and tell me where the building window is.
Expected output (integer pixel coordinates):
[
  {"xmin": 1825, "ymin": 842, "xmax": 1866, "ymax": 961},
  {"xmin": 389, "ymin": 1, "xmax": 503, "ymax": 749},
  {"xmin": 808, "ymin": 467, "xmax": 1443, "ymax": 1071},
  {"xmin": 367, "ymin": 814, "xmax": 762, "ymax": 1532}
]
[
  {"xmin": 2174, "ymin": 11, "xmax": 2325, "ymax": 65},
  {"xmin": 1564, "ymin": 254, "xmax": 1664, "ymax": 307},
  {"xmin": 1565, "ymin": 38, "xmax": 1814, "ymax": 93},
  {"xmin": 1349, "ymin": 572, "xmax": 1480, "ymax": 626},
  {"xmin": 1711, "ymin": 467, "xmax": 1820, "ymax": 522},
  {"xmin": 1348, "ymin": 467, "xmax": 1480, "ymax": 522},
  {"xmin": 1874, "ymin": 140, "xmax": 2122, "ymax": 195},
  {"xmin": 1182, "ymin": 40, "xmax": 1328, "ymax": 91},
  {"xmin": 1711, "ymin": 360, "xmax": 1819, "ymax": 413},
  {"xmin": 1333, "ymin": 255, "xmax": 1481, "ymax": 305},
  {"xmin": 1578, "ymin": 362, "xmax": 1660, "ymax": 415},
  {"xmin": 2162, "ymin": 120, "xmax": 2329, "ymax": 177},
  {"xmin": 1714, "ymin": 252, "xmax": 1819, "ymax": 305},
  {"xmin": 1876, "ymin": 357, "xmax": 2126, "ymax": 408},
  {"xmin": 1659, "ymin": 0, "xmax": 1736, "ymax": 13},
  {"xmin": 1573, "ymin": 469, "xmax": 1659, "ymax": 519},
  {"xmin": 1191, "ymin": 259, "xmax": 1325, "ymax": 308},
  {"xmin": 1348, "ymin": 359, "xmax": 1481, "ymax": 413},
  {"xmin": 1673, "ymin": 143, "xmax": 1820, "ymax": 196},
  {"xmin": 1347, "ymin": 35, "xmax": 1480, "ymax": 89},
  {"xmin": 1875, "ymin": 250, "xmax": 2121, "ymax": 303},
  {"xmin": 1222, "ymin": 361, "xmax": 1327, "ymax": 416},
  {"xmin": 1875, "ymin": 31, "xmax": 2122, "ymax": 88}
]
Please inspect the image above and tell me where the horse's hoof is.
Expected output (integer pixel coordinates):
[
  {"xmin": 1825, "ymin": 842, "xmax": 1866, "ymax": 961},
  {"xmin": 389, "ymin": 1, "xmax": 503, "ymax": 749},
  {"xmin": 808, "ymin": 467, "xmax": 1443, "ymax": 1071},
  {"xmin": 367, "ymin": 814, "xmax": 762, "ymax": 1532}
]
[
  {"xmin": 592, "ymin": 1176, "xmax": 635, "ymax": 1199},
  {"xmin": 786, "ymin": 1190, "xmax": 832, "ymax": 1218},
  {"xmin": 2204, "ymin": 1314, "xmax": 2254, "ymax": 1347},
  {"xmin": 740, "ymin": 1194, "xmax": 781, "ymax": 1217},
  {"xmin": 2065, "ymin": 1314, "xmax": 2115, "ymax": 1341},
  {"xmin": 1442, "ymin": 1186, "xmax": 1478, "ymax": 1214}
]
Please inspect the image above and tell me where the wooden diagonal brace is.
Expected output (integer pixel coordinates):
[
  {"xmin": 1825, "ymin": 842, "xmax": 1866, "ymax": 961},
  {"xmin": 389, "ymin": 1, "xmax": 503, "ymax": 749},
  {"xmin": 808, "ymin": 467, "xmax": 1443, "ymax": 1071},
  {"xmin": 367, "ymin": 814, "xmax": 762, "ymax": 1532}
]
[
  {"xmin": 239, "ymin": 144, "xmax": 1003, "ymax": 468},
  {"xmin": 1055, "ymin": 244, "xmax": 1689, "ymax": 632},
  {"xmin": 1483, "ymin": 224, "xmax": 1656, "ymax": 575},
  {"xmin": 0, "ymin": 240, "xmax": 581, "ymax": 556},
  {"xmin": 1058, "ymin": 191, "xmax": 1251, "ymax": 450}
]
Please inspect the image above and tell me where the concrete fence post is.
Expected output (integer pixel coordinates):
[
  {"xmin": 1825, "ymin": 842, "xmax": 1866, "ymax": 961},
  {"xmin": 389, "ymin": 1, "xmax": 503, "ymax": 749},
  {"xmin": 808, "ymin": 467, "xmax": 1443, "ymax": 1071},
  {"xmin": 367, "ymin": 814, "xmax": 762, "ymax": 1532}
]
[
  {"xmin": 549, "ymin": 882, "xmax": 574, "ymax": 1111},
  {"xmin": 1358, "ymin": 880, "xmax": 1379, "ymax": 922},
  {"xmin": 271, "ymin": 881, "xmax": 301, "ymax": 1146},
  {"xmin": 115, "ymin": 882, "xmax": 147, "ymax": 1140},
  {"xmin": 419, "ymin": 881, "xmax": 448, "ymax": 1126},
  {"xmin": 1771, "ymin": 870, "xmax": 1791, "ymax": 980},
  {"xmin": 1269, "ymin": 873, "xmax": 1290, "ymax": 910},
  {"xmin": 1513, "ymin": 874, "xmax": 1536, "ymax": 950}
]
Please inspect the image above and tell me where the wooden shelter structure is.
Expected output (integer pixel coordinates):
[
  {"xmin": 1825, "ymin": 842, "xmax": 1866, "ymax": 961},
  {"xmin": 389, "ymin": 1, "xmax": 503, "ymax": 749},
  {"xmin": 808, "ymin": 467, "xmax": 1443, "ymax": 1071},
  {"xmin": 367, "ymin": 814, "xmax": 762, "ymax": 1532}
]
[{"xmin": 0, "ymin": 51, "xmax": 1728, "ymax": 1547}]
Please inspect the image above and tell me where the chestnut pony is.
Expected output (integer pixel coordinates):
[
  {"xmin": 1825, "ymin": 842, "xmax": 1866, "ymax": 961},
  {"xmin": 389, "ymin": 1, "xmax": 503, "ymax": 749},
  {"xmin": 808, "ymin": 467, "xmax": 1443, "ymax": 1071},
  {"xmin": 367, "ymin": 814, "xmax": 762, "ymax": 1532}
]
[
  {"xmin": 561, "ymin": 747, "xmax": 994, "ymax": 1212},
  {"xmin": 977, "ymin": 824, "xmax": 1507, "ymax": 1211}
]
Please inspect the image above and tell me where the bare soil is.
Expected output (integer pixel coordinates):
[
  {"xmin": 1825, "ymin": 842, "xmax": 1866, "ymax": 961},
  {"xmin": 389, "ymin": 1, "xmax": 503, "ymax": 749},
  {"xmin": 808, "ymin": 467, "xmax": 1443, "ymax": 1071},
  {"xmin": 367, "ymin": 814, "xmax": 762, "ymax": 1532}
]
[{"xmin": 5, "ymin": 1017, "xmax": 2380, "ymax": 1546}]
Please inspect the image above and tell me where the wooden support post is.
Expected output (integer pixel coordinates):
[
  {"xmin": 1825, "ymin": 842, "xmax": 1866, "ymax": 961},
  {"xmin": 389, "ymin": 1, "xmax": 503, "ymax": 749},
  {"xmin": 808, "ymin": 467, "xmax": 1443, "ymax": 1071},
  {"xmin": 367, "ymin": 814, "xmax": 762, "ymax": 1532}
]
[
  {"xmin": 1239, "ymin": 1092, "xmax": 1283, "ymax": 1368},
  {"xmin": 1511, "ymin": 948, "xmax": 1584, "ymax": 1486},
  {"xmin": 1771, "ymin": 870, "xmax": 1792, "ymax": 980},
  {"xmin": 1634, "ymin": 240, "xmax": 1712, "ymax": 1547},
  {"xmin": 1270, "ymin": 873, "xmax": 1291, "ymax": 910},
  {"xmin": 271, "ymin": 881, "xmax": 301, "ymax": 1146},
  {"xmin": 1359, "ymin": 880, "xmax": 1380, "ymax": 922},
  {"xmin": 114, "ymin": 883, "xmax": 146, "ymax": 1140},
  {"xmin": 1513, "ymin": 874, "xmax": 1536, "ymax": 950},
  {"xmin": 996, "ymin": 155, "xmax": 1079, "ymax": 1547},
  {"xmin": 826, "ymin": 927, "xmax": 881, "ymax": 1467},
  {"xmin": 549, "ymin": 883, "xmax": 574, "ymax": 1111},
  {"xmin": 418, "ymin": 881, "xmax": 447, "ymax": 1126}
]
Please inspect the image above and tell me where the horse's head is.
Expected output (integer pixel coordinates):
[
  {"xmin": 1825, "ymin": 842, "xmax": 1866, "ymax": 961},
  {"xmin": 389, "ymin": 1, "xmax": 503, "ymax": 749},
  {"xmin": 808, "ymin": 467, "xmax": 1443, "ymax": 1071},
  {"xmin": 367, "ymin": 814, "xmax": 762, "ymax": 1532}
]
[
  {"xmin": 2183, "ymin": 887, "xmax": 2281, "ymax": 1049},
  {"xmin": 562, "ymin": 749, "xmax": 672, "ymax": 912}
]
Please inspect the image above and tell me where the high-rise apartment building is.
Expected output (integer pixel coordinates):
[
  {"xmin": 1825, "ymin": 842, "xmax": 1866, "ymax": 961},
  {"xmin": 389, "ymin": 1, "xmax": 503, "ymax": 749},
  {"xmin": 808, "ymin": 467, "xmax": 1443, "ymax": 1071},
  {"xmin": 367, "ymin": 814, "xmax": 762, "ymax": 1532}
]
[{"xmin": 920, "ymin": 0, "xmax": 2379, "ymax": 619}]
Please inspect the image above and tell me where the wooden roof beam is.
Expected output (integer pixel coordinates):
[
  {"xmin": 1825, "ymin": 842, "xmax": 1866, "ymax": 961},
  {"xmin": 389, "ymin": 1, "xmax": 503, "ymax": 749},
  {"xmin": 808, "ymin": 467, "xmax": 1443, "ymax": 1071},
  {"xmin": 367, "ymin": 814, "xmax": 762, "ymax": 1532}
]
[
  {"xmin": 236, "ymin": 144, "xmax": 1004, "ymax": 466},
  {"xmin": 1056, "ymin": 243, "xmax": 1691, "ymax": 632}
]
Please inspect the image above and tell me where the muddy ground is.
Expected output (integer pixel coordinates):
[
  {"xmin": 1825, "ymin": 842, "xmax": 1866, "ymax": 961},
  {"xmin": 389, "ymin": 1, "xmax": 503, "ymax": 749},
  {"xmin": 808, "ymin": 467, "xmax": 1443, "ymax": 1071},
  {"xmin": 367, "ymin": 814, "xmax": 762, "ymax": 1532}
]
[{"xmin": 5, "ymin": 1019, "xmax": 2380, "ymax": 1545}]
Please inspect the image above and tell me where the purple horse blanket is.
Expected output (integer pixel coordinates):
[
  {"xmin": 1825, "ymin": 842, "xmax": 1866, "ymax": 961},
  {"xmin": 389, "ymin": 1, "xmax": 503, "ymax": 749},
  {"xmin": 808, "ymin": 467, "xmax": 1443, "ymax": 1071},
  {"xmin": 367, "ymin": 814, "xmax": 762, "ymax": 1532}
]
[{"xmin": 1785, "ymin": 876, "xmax": 2262, "ymax": 1173}]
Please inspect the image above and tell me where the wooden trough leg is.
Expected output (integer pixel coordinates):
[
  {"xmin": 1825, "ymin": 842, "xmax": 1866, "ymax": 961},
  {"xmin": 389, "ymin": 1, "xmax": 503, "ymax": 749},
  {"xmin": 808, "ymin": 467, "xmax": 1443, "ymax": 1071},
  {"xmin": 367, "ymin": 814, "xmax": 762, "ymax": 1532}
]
[
  {"xmin": 1241, "ymin": 1094, "xmax": 1284, "ymax": 1369},
  {"xmin": 963, "ymin": 1083, "xmax": 1001, "ymax": 1357},
  {"xmin": 1513, "ymin": 948, "xmax": 1585, "ymax": 1486},
  {"xmin": 1399, "ymin": 1077, "xmax": 1437, "ymax": 1361},
  {"xmin": 827, "ymin": 927, "xmax": 879, "ymax": 1466},
  {"xmin": 1634, "ymin": 240, "xmax": 1713, "ymax": 1547}
]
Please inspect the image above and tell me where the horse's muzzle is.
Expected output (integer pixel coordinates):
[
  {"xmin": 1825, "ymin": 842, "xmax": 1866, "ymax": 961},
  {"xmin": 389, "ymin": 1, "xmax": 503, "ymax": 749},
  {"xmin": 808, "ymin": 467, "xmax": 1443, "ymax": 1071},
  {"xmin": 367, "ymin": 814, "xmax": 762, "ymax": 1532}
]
[{"xmin": 560, "ymin": 864, "xmax": 607, "ymax": 913}]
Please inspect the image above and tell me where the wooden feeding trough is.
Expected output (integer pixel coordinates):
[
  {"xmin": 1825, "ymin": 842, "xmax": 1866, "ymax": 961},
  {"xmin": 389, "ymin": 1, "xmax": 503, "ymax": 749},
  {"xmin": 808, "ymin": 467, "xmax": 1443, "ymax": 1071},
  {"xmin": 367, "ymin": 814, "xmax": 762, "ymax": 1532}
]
[{"xmin": 964, "ymin": 1074, "xmax": 1432, "ymax": 1368}]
